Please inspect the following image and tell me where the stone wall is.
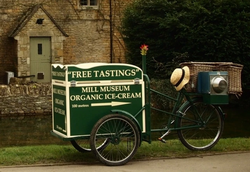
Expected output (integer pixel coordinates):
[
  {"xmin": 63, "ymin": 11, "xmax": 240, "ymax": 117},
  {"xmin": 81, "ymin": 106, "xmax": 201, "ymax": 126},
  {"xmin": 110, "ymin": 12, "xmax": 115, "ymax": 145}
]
[
  {"xmin": 0, "ymin": 77, "xmax": 52, "ymax": 114},
  {"xmin": 0, "ymin": 81, "xmax": 67, "ymax": 147}
]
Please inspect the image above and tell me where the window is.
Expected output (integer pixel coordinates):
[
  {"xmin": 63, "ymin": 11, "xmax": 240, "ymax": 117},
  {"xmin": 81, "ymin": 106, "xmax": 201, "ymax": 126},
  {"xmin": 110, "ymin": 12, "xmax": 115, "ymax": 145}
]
[
  {"xmin": 38, "ymin": 44, "xmax": 42, "ymax": 55},
  {"xmin": 80, "ymin": 0, "xmax": 98, "ymax": 7}
]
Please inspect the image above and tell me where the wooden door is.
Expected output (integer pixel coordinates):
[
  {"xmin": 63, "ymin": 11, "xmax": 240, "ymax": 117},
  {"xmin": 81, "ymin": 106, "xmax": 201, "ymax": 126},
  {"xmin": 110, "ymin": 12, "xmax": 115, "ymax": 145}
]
[{"xmin": 30, "ymin": 37, "xmax": 51, "ymax": 83}]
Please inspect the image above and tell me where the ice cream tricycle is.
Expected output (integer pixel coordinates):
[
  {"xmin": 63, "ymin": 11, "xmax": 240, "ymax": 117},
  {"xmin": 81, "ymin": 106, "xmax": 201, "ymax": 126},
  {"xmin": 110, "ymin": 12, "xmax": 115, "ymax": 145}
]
[{"xmin": 51, "ymin": 45, "xmax": 243, "ymax": 166}]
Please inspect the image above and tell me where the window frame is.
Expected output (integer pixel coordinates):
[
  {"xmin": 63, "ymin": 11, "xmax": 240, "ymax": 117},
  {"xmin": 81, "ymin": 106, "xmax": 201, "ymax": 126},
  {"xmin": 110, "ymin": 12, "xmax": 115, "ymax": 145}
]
[{"xmin": 79, "ymin": 0, "xmax": 99, "ymax": 9}]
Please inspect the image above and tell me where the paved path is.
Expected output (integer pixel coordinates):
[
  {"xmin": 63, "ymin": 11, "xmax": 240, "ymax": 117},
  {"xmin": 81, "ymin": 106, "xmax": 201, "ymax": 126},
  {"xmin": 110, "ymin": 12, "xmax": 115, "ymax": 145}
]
[{"xmin": 0, "ymin": 152, "xmax": 249, "ymax": 172}]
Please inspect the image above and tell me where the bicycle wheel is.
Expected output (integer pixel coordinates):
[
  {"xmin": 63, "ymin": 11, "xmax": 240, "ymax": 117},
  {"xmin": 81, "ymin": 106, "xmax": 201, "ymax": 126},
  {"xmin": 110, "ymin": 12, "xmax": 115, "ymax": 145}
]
[
  {"xmin": 177, "ymin": 99, "xmax": 224, "ymax": 151},
  {"xmin": 90, "ymin": 114, "xmax": 140, "ymax": 166},
  {"xmin": 70, "ymin": 139, "xmax": 91, "ymax": 152},
  {"xmin": 71, "ymin": 138, "xmax": 109, "ymax": 152}
]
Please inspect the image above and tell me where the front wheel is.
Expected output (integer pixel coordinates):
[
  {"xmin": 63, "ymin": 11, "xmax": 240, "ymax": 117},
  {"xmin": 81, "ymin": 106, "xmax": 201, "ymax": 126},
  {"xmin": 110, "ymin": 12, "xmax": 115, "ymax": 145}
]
[
  {"xmin": 177, "ymin": 100, "xmax": 224, "ymax": 151},
  {"xmin": 70, "ymin": 139, "xmax": 92, "ymax": 152},
  {"xmin": 90, "ymin": 114, "xmax": 140, "ymax": 166},
  {"xmin": 71, "ymin": 138, "xmax": 109, "ymax": 152}
]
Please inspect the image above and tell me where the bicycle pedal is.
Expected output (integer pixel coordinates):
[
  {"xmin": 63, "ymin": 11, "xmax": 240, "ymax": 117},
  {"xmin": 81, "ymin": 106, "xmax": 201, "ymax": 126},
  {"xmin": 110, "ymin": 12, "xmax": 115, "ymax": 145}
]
[{"xmin": 158, "ymin": 138, "xmax": 166, "ymax": 143}]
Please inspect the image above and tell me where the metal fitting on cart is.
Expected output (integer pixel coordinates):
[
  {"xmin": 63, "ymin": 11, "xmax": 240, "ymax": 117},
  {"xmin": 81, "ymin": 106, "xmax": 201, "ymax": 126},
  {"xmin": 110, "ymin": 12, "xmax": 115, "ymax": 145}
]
[{"xmin": 197, "ymin": 71, "xmax": 228, "ymax": 104}]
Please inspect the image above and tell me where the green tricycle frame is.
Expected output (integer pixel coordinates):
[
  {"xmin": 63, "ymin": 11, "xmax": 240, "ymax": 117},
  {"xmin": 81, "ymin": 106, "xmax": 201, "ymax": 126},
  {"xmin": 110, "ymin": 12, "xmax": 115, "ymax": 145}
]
[{"xmin": 51, "ymin": 55, "xmax": 227, "ymax": 166}]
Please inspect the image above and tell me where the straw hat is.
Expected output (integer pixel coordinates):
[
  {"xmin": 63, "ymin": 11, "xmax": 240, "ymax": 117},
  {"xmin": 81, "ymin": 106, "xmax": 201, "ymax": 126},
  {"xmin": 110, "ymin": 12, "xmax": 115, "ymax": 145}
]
[{"xmin": 170, "ymin": 66, "xmax": 190, "ymax": 91}]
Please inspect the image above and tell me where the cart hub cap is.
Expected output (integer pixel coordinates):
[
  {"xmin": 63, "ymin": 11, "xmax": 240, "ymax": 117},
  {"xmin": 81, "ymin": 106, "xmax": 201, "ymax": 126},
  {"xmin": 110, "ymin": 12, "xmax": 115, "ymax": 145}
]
[{"xmin": 111, "ymin": 136, "xmax": 120, "ymax": 145}]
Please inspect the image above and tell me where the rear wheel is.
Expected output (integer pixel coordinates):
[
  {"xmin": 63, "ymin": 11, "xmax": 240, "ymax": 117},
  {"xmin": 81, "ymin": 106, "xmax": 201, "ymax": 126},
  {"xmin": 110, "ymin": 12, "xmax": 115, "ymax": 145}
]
[
  {"xmin": 90, "ymin": 114, "xmax": 140, "ymax": 166},
  {"xmin": 177, "ymin": 100, "xmax": 224, "ymax": 151}
]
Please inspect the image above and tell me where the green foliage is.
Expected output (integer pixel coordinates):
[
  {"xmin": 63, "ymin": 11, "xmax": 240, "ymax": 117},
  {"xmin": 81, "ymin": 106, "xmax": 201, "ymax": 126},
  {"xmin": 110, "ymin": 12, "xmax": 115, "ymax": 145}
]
[
  {"xmin": 121, "ymin": 0, "xmax": 192, "ymax": 78},
  {"xmin": 150, "ymin": 78, "xmax": 177, "ymax": 110},
  {"xmin": 121, "ymin": 0, "xmax": 250, "ymax": 88}
]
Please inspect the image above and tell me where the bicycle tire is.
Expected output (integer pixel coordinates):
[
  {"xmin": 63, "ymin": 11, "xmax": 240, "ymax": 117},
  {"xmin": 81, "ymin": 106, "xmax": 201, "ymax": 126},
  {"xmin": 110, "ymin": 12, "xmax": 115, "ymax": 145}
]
[
  {"xmin": 90, "ymin": 114, "xmax": 140, "ymax": 166},
  {"xmin": 70, "ymin": 140, "xmax": 91, "ymax": 152},
  {"xmin": 177, "ymin": 99, "xmax": 224, "ymax": 151},
  {"xmin": 71, "ymin": 138, "xmax": 109, "ymax": 152}
]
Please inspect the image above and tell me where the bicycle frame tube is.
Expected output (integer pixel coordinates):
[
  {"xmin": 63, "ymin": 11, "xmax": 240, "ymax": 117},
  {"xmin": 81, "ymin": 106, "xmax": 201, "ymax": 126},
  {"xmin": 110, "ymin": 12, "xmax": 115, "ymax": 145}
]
[
  {"xmin": 143, "ymin": 73, "xmax": 204, "ymax": 138},
  {"xmin": 150, "ymin": 89, "xmax": 202, "ymax": 133},
  {"xmin": 149, "ymin": 87, "xmax": 186, "ymax": 132}
]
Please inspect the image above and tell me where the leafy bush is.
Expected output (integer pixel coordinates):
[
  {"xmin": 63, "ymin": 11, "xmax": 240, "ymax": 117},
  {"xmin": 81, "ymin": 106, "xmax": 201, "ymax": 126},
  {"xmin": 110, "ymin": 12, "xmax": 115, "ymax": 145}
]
[
  {"xmin": 121, "ymin": 0, "xmax": 250, "ymax": 89},
  {"xmin": 150, "ymin": 78, "xmax": 177, "ymax": 110}
]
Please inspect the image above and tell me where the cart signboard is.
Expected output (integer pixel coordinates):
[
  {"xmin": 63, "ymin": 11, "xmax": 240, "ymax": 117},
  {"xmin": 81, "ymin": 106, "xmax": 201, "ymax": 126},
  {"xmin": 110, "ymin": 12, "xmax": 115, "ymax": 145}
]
[{"xmin": 52, "ymin": 63, "xmax": 145, "ymax": 138}]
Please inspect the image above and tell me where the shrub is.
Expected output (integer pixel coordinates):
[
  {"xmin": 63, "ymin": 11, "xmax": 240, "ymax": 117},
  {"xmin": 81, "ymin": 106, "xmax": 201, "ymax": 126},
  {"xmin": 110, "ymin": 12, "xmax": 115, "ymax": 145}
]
[{"xmin": 121, "ymin": 0, "xmax": 250, "ymax": 89}]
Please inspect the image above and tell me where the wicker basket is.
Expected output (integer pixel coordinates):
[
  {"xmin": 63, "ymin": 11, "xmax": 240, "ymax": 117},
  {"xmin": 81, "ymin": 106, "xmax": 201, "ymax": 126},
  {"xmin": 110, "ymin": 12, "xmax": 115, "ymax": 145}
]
[{"xmin": 179, "ymin": 62, "xmax": 243, "ymax": 94}]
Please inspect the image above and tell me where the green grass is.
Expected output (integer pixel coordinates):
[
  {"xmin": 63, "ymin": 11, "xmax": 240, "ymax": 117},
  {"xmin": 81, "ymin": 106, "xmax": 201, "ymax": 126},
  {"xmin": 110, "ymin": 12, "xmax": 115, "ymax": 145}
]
[
  {"xmin": 135, "ymin": 138, "xmax": 250, "ymax": 159},
  {"xmin": 0, "ymin": 138, "xmax": 249, "ymax": 166}
]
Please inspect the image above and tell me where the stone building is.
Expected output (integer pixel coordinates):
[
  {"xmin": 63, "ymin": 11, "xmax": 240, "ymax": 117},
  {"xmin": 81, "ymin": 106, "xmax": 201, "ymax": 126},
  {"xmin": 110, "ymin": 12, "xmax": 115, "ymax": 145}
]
[{"xmin": 0, "ymin": 0, "xmax": 131, "ymax": 84}]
